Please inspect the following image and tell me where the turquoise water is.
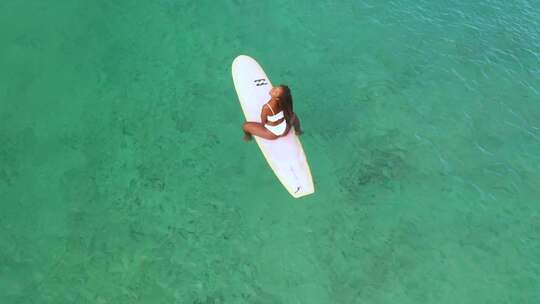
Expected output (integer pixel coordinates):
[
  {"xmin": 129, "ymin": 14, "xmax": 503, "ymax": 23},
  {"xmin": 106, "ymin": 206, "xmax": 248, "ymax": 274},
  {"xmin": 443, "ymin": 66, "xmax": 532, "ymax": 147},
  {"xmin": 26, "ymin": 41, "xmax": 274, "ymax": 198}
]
[{"xmin": 1, "ymin": 0, "xmax": 539, "ymax": 303}]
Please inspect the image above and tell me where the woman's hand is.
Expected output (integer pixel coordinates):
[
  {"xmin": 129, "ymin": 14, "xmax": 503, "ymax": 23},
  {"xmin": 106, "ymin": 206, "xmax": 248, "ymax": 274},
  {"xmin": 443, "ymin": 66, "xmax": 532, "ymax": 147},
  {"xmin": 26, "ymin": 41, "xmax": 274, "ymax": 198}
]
[{"xmin": 291, "ymin": 112, "xmax": 303, "ymax": 136}]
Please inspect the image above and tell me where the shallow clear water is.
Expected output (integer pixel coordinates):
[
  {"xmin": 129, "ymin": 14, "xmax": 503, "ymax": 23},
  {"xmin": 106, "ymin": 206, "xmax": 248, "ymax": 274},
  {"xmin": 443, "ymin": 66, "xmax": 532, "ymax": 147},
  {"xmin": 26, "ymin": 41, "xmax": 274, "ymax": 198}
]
[{"xmin": 1, "ymin": 0, "xmax": 539, "ymax": 303}]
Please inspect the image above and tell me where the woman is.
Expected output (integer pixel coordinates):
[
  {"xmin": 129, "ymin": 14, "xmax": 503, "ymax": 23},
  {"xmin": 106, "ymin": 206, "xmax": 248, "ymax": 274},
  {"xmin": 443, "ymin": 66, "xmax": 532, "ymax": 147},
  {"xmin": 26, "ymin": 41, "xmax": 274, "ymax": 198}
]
[{"xmin": 242, "ymin": 85, "xmax": 303, "ymax": 141}]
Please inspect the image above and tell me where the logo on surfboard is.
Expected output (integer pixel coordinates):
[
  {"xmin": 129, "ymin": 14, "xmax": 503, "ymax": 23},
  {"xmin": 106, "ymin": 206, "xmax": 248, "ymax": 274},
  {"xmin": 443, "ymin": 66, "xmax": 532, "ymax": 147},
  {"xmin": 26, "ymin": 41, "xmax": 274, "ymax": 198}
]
[{"xmin": 253, "ymin": 78, "xmax": 268, "ymax": 86}]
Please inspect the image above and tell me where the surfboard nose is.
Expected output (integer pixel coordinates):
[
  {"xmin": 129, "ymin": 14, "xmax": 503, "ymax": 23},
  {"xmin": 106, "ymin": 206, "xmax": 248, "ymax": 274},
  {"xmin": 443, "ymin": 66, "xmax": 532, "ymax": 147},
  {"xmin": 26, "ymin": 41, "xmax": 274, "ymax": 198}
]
[
  {"xmin": 233, "ymin": 54, "xmax": 250, "ymax": 61},
  {"xmin": 232, "ymin": 54, "xmax": 255, "ymax": 67}
]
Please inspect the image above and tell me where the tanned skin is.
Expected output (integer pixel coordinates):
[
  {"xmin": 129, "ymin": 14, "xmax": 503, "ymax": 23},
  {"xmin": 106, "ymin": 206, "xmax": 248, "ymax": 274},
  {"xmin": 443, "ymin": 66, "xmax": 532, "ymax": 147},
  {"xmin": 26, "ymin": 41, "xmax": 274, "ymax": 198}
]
[{"xmin": 241, "ymin": 86, "xmax": 303, "ymax": 141}]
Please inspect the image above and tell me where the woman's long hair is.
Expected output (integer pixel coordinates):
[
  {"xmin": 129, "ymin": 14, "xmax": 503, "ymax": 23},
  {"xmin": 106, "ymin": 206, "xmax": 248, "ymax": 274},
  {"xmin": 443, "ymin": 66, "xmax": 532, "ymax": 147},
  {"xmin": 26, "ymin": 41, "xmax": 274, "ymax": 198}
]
[{"xmin": 277, "ymin": 84, "xmax": 293, "ymax": 123}]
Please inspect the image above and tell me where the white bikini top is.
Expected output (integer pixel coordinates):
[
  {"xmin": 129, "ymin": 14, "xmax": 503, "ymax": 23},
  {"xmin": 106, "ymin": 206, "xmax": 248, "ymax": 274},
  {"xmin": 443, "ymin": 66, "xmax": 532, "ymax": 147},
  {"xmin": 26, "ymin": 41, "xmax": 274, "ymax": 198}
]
[{"xmin": 265, "ymin": 102, "xmax": 284, "ymax": 122}]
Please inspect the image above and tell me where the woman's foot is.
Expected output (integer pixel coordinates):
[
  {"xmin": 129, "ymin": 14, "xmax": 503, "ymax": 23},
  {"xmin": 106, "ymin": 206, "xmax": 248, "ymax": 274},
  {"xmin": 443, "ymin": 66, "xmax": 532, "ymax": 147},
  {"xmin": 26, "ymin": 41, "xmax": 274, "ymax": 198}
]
[{"xmin": 242, "ymin": 133, "xmax": 253, "ymax": 141}]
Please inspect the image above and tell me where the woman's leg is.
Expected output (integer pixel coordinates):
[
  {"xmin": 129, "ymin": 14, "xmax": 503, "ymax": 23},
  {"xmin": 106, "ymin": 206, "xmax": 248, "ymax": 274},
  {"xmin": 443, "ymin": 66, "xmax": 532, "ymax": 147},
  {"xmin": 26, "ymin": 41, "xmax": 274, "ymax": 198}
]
[{"xmin": 242, "ymin": 122, "xmax": 278, "ymax": 140}]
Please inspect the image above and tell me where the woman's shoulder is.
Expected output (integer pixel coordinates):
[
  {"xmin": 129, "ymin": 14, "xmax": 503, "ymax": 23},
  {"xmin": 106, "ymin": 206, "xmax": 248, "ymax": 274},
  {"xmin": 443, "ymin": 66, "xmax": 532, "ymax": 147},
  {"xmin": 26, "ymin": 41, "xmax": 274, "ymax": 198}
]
[{"xmin": 266, "ymin": 100, "xmax": 282, "ymax": 112}]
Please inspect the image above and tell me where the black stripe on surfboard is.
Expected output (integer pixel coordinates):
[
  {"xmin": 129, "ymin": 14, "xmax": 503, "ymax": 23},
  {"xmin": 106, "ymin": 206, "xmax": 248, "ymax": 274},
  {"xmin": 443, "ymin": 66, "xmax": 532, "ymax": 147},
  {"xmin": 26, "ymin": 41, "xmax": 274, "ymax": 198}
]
[{"xmin": 254, "ymin": 78, "xmax": 268, "ymax": 86}]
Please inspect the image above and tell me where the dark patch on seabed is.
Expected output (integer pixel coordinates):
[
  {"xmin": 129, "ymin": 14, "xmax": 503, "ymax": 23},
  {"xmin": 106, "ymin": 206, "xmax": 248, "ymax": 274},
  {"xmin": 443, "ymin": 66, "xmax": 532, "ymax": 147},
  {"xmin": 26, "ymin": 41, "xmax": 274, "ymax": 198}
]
[{"xmin": 338, "ymin": 146, "xmax": 408, "ymax": 199}]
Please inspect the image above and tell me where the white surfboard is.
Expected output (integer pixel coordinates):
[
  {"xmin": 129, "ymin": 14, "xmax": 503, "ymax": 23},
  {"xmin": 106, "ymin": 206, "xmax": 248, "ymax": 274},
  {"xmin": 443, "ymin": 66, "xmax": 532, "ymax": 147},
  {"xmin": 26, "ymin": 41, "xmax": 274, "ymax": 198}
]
[{"xmin": 232, "ymin": 55, "xmax": 315, "ymax": 198}]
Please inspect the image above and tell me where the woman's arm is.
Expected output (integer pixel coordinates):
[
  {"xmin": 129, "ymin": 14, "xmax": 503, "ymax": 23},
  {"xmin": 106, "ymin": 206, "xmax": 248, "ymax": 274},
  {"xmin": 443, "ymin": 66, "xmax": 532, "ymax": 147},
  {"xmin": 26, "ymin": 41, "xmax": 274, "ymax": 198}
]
[
  {"xmin": 260, "ymin": 107, "xmax": 268, "ymax": 125},
  {"xmin": 292, "ymin": 112, "xmax": 303, "ymax": 135}
]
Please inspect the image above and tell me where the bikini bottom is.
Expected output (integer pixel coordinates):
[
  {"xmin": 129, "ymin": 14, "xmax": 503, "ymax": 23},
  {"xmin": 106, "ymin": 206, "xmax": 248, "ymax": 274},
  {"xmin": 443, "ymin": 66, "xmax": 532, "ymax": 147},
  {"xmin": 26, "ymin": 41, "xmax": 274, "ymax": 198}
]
[{"xmin": 265, "ymin": 121, "xmax": 287, "ymax": 136}]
